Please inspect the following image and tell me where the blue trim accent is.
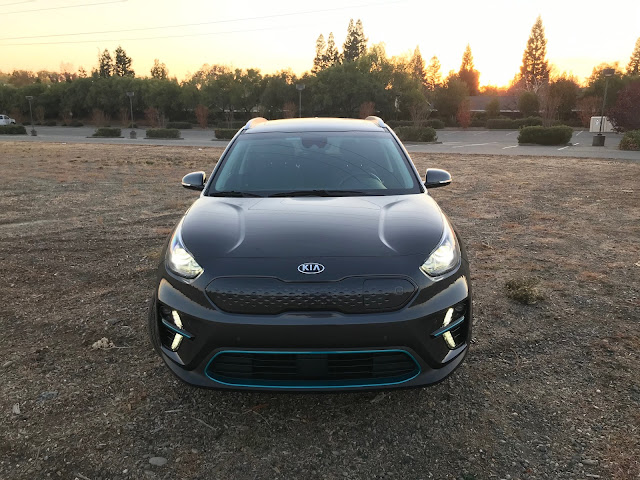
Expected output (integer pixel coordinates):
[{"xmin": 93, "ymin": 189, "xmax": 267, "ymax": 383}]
[
  {"xmin": 430, "ymin": 316, "xmax": 465, "ymax": 338},
  {"xmin": 161, "ymin": 319, "xmax": 194, "ymax": 339},
  {"xmin": 205, "ymin": 349, "xmax": 421, "ymax": 389}
]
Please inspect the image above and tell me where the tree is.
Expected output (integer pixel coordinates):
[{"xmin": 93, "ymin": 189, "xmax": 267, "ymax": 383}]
[
  {"xmin": 627, "ymin": 37, "xmax": 640, "ymax": 75},
  {"xmin": 113, "ymin": 46, "xmax": 134, "ymax": 77},
  {"xmin": 458, "ymin": 44, "xmax": 479, "ymax": 95},
  {"xmin": 342, "ymin": 19, "xmax": 367, "ymax": 62},
  {"xmin": 409, "ymin": 46, "xmax": 425, "ymax": 86},
  {"xmin": 456, "ymin": 99, "xmax": 471, "ymax": 128},
  {"xmin": 486, "ymin": 97, "xmax": 500, "ymax": 118},
  {"xmin": 312, "ymin": 34, "xmax": 327, "ymax": 73},
  {"xmin": 425, "ymin": 56, "xmax": 442, "ymax": 91},
  {"xmin": 98, "ymin": 49, "xmax": 113, "ymax": 78},
  {"xmin": 550, "ymin": 75, "xmax": 579, "ymax": 121},
  {"xmin": 584, "ymin": 63, "xmax": 626, "ymax": 110},
  {"xmin": 608, "ymin": 80, "xmax": 640, "ymax": 131},
  {"xmin": 520, "ymin": 16, "xmax": 550, "ymax": 91},
  {"xmin": 150, "ymin": 59, "xmax": 168, "ymax": 80},
  {"xmin": 325, "ymin": 32, "xmax": 341, "ymax": 66},
  {"xmin": 518, "ymin": 91, "xmax": 540, "ymax": 117},
  {"xmin": 435, "ymin": 76, "xmax": 468, "ymax": 122}
]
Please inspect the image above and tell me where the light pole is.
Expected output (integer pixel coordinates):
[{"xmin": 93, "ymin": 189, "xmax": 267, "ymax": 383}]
[
  {"xmin": 296, "ymin": 84, "xmax": 305, "ymax": 118},
  {"xmin": 593, "ymin": 68, "xmax": 615, "ymax": 147},
  {"xmin": 126, "ymin": 91, "xmax": 136, "ymax": 138},
  {"xmin": 25, "ymin": 96, "xmax": 36, "ymax": 136}
]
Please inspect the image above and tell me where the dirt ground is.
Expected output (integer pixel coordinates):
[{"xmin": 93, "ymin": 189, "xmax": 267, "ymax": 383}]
[{"xmin": 1, "ymin": 142, "xmax": 638, "ymax": 480}]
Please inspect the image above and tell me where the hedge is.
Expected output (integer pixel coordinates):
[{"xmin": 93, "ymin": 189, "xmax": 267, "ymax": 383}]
[
  {"xmin": 518, "ymin": 126, "xmax": 573, "ymax": 145},
  {"xmin": 385, "ymin": 119, "xmax": 444, "ymax": 129},
  {"xmin": 146, "ymin": 128, "xmax": 181, "ymax": 139},
  {"xmin": 393, "ymin": 126, "xmax": 438, "ymax": 142},
  {"xmin": 214, "ymin": 128, "xmax": 238, "ymax": 139},
  {"xmin": 0, "ymin": 125, "xmax": 27, "ymax": 135},
  {"xmin": 487, "ymin": 116, "xmax": 543, "ymax": 129},
  {"xmin": 619, "ymin": 130, "xmax": 640, "ymax": 151},
  {"xmin": 166, "ymin": 121, "xmax": 193, "ymax": 129},
  {"xmin": 92, "ymin": 127, "xmax": 121, "ymax": 137}
]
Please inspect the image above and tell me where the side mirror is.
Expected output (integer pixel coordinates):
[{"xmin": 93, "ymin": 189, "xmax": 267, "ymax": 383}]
[
  {"xmin": 425, "ymin": 168, "xmax": 451, "ymax": 188},
  {"xmin": 182, "ymin": 171, "xmax": 206, "ymax": 191}
]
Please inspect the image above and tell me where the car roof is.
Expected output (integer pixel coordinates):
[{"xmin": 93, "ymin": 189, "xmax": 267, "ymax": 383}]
[{"xmin": 243, "ymin": 117, "xmax": 387, "ymax": 134}]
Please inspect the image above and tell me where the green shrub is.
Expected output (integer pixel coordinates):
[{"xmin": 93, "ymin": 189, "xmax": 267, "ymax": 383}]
[
  {"xmin": 619, "ymin": 130, "xmax": 640, "ymax": 151},
  {"xmin": 426, "ymin": 119, "xmax": 445, "ymax": 129},
  {"xmin": 166, "ymin": 121, "xmax": 192, "ymax": 129},
  {"xmin": 393, "ymin": 126, "xmax": 438, "ymax": 142},
  {"xmin": 146, "ymin": 128, "xmax": 181, "ymax": 139},
  {"xmin": 517, "ymin": 116, "xmax": 543, "ymax": 127},
  {"xmin": 470, "ymin": 117, "xmax": 486, "ymax": 128},
  {"xmin": 487, "ymin": 116, "xmax": 543, "ymax": 129},
  {"xmin": 92, "ymin": 127, "xmax": 121, "ymax": 138},
  {"xmin": 386, "ymin": 119, "xmax": 444, "ymax": 130},
  {"xmin": 0, "ymin": 125, "xmax": 27, "ymax": 135},
  {"xmin": 71, "ymin": 120, "xmax": 84, "ymax": 127},
  {"xmin": 518, "ymin": 126, "xmax": 573, "ymax": 145},
  {"xmin": 214, "ymin": 128, "xmax": 238, "ymax": 139}
]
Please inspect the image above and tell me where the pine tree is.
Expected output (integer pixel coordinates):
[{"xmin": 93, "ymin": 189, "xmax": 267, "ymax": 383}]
[
  {"xmin": 521, "ymin": 16, "xmax": 550, "ymax": 91},
  {"xmin": 150, "ymin": 59, "xmax": 168, "ymax": 79},
  {"xmin": 342, "ymin": 19, "xmax": 367, "ymax": 62},
  {"xmin": 627, "ymin": 37, "xmax": 640, "ymax": 75},
  {"xmin": 312, "ymin": 34, "xmax": 327, "ymax": 73},
  {"xmin": 409, "ymin": 46, "xmax": 426, "ymax": 85},
  {"xmin": 98, "ymin": 49, "xmax": 113, "ymax": 78},
  {"xmin": 325, "ymin": 32, "xmax": 340, "ymax": 66},
  {"xmin": 458, "ymin": 44, "xmax": 479, "ymax": 95},
  {"xmin": 425, "ymin": 56, "xmax": 442, "ymax": 91},
  {"xmin": 114, "ymin": 46, "xmax": 134, "ymax": 77}
]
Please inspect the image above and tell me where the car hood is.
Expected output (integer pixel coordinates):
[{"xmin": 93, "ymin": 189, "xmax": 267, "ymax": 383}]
[{"xmin": 180, "ymin": 194, "xmax": 444, "ymax": 259}]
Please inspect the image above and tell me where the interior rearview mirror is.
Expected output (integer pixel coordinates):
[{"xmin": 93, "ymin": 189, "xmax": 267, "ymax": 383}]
[
  {"xmin": 182, "ymin": 171, "xmax": 206, "ymax": 191},
  {"xmin": 425, "ymin": 168, "xmax": 451, "ymax": 188}
]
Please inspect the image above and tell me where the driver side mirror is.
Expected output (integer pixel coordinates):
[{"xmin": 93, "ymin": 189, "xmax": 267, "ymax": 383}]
[
  {"xmin": 425, "ymin": 168, "xmax": 451, "ymax": 188},
  {"xmin": 182, "ymin": 171, "xmax": 206, "ymax": 191}
]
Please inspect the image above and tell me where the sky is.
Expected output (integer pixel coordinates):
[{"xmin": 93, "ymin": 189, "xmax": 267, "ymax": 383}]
[{"xmin": 0, "ymin": 0, "xmax": 638, "ymax": 87}]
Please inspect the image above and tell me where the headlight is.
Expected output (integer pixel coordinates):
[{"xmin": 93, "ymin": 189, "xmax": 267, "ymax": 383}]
[
  {"xmin": 166, "ymin": 219, "xmax": 203, "ymax": 279},
  {"xmin": 420, "ymin": 217, "xmax": 461, "ymax": 277}
]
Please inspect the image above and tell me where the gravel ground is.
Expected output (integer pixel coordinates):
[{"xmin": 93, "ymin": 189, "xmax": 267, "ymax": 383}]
[{"xmin": 0, "ymin": 142, "xmax": 638, "ymax": 480}]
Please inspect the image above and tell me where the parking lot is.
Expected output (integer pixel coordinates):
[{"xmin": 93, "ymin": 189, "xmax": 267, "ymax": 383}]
[{"xmin": 1, "ymin": 141, "xmax": 638, "ymax": 479}]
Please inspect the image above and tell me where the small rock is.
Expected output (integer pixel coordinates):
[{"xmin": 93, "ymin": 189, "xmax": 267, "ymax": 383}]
[
  {"xmin": 91, "ymin": 337, "xmax": 115, "ymax": 350},
  {"xmin": 583, "ymin": 459, "xmax": 598, "ymax": 466},
  {"xmin": 37, "ymin": 391, "xmax": 58, "ymax": 402},
  {"xmin": 12, "ymin": 403, "xmax": 21, "ymax": 415},
  {"xmin": 2, "ymin": 361, "xmax": 13, "ymax": 368},
  {"xmin": 149, "ymin": 457, "xmax": 167, "ymax": 467}
]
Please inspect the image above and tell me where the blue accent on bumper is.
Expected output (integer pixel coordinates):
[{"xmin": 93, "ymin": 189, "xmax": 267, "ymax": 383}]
[
  {"xmin": 430, "ymin": 316, "xmax": 465, "ymax": 338},
  {"xmin": 204, "ymin": 349, "xmax": 421, "ymax": 389},
  {"xmin": 161, "ymin": 318, "xmax": 194, "ymax": 339}
]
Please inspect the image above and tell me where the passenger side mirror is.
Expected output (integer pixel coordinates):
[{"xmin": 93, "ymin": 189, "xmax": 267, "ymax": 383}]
[
  {"xmin": 182, "ymin": 171, "xmax": 206, "ymax": 191},
  {"xmin": 425, "ymin": 168, "xmax": 451, "ymax": 188}
]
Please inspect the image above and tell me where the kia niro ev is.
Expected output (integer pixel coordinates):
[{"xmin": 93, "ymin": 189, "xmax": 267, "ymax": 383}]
[{"xmin": 148, "ymin": 117, "xmax": 472, "ymax": 391}]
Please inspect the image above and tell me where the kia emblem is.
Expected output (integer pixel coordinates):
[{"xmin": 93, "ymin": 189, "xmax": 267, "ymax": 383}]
[{"xmin": 298, "ymin": 263, "xmax": 325, "ymax": 274}]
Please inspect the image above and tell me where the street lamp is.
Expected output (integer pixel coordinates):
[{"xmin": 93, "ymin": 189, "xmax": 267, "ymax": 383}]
[
  {"xmin": 295, "ymin": 84, "xmax": 305, "ymax": 118},
  {"xmin": 25, "ymin": 96, "xmax": 36, "ymax": 136},
  {"xmin": 592, "ymin": 68, "xmax": 615, "ymax": 147},
  {"xmin": 126, "ymin": 91, "xmax": 136, "ymax": 138}
]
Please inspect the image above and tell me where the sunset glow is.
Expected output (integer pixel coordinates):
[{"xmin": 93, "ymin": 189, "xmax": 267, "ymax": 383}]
[{"xmin": 0, "ymin": 0, "xmax": 638, "ymax": 86}]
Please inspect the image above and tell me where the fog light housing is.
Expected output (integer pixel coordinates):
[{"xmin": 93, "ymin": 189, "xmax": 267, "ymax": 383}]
[{"xmin": 158, "ymin": 305, "xmax": 193, "ymax": 352}]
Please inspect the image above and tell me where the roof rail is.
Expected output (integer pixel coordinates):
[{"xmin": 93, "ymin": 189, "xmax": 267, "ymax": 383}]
[
  {"xmin": 243, "ymin": 117, "xmax": 268, "ymax": 129},
  {"xmin": 365, "ymin": 116, "xmax": 385, "ymax": 127}
]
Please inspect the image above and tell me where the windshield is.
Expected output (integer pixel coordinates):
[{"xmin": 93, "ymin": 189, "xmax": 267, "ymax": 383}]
[{"xmin": 208, "ymin": 131, "xmax": 422, "ymax": 197}]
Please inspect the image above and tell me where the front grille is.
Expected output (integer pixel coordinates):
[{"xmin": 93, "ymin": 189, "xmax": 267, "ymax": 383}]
[
  {"xmin": 206, "ymin": 350, "xmax": 420, "ymax": 388},
  {"xmin": 206, "ymin": 277, "xmax": 416, "ymax": 314}
]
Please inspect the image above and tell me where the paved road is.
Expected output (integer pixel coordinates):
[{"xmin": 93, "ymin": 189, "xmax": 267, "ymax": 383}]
[{"xmin": 2, "ymin": 126, "xmax": 638, "ymax": 160}]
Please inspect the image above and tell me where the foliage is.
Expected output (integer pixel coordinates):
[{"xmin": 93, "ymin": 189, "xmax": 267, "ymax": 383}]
[
  {"xmin": 0, "ymin": 125, "xmax": 27, "ymax": 134},
  {"xmin": 358, "ymin": 101, "xmax": 375, "ymax": 119},
  {"xmin": 425, "ymin": 56, "xmax": 442, "ymax": 91},
  {"xmin": 505, "ymin": 277, "xmax": 544, "ymax": 305},
  {"xmin": 458, "ymin": 44, "xmax": 479, "ymax": 95},
  {"xmin": 485, "ymin": 98, "xmax": 500, "ymax": 119},
  {"xmin": 92, "ymin": 127, "xmax": 121, "ymax": 137},
  {"xmin": 150, "ymin": 59, "xmax": 168, "ymax": 80},
  {"xmin": 214, "ymin": 128, "xmax": 238, "ymax": 139},
  {"xmin": 608, "ymin": 80, "xmax": 640, "ymax": 131},
  {"xmin": 393, "ymin": 126, "xmax": 437, "ymax": 142},
  {"xmin": 195, "ymin": 104, "xmax": 208, "ymax": 129},
  {"xmin": 99, "ymin": 50, "xmax": 113, "ymax": 78},
  {"xmin": 435, "ymin": 77, "xmax": 468, "ymax": 120},
  {"xmin": 627, "ymin": 37, "xmax": 640, "ymax": 75},
  {"xmin": 325, "ymin": 33, "xmax": 341, "ymax": 67},
  {"xmin": 91, "ymin": 109, "xmax": 110, "ymax": 127},
  {"xmin": 114, "ymin": 46, "xmax": 134, "ymax": 77},
  {"xmin": 146, "ymin": 128, "xmax": 181, "ymax": 139},
  {"xmin": 583, "ymin": 63, "xmax": 626, "ymax": 109},
  {"xmin": 144, "ymin": 107, "xmax": 160, "ymax": 128},
  {"xmin": 520, "ymin": 16, "xmax": 550, "ymax": 91},
  {"xmin": 487, "ymin": 116, "xmax": 543, "ymax": 129},
  {"xmin": 386, "ymin": 119, "xmax": 444, "ymax": 129},
  {"xmin": 312, "ymin": 34, "xmax": 327, "ymax": 73},
  {"xmin": 619, "ymin": 130, "xmax": 640, "ymax": 150},
  {"xmin": 342, "ymin": 19, "xmax": 367, "ymax": 62},
  {"xmin": 409, "ymin": 46, "xmax": 426, "ymax": 86},
  {"xmin": 577, "ymin": 96, "xmax": 601, "ymax": 127},
  {"xmin": 517, "ymin": 125, "xmax": 573, "ymax": 145},
  {"xmin": 166, "ymin": 121, "xmax": 192, "ymax": 129},
  {"xmin": 549, "ymin": 76, "xmax": 579, "ymax": 121},
  {"xmin": 518, "ymin": 91, "xmax": 539, "ymax": 117},
  {"xmin": 456, "ymin": 99, "xmax": 471, "ymax": 128}
]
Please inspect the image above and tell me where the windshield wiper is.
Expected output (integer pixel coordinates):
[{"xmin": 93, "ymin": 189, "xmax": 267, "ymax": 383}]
[
  {"xmin": 269, "ymin": 189, "xmax": 377, "ymax": 197},
  {"xmin": 210, "ymin": 191, "xmax": 264, "ymax": 197}
]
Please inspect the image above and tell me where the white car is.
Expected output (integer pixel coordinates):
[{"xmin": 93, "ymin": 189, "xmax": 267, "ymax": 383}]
[{"xmin": 0, "ymin": 114, "xmax": 16, "ymax": 126}]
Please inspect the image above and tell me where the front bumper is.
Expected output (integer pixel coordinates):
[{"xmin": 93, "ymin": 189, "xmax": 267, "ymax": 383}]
[{"xmin": 149, "ymin": 261, "xmax": 472, "ymax": 391}]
